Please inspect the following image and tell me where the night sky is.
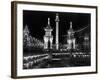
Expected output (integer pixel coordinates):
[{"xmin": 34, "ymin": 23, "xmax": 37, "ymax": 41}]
[{"xmin": 23, "ymin": 10, "xmax": 90, "ymax": 44}]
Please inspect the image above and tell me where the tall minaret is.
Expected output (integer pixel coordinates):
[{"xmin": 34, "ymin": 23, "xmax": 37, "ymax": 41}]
[
  {"xmin": 55, "ymin": 13, "xmax": 60, "ymax": 50},
  {"xmin": 67, "ymin": 21, "xmax": 76, "ymax": 50},
  {"xmin": 44, "ymin": 18, "xmax": 53, "ymax": 49}
]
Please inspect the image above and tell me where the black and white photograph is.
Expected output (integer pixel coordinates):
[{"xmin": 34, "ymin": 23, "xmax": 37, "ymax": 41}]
[
  {"xmin": 11, "ymin": 1, "xmax": 97, "ymax": 78},
  {"xmin": 23, "ymin": 11, "xmax": 91, "ymax": 69}
]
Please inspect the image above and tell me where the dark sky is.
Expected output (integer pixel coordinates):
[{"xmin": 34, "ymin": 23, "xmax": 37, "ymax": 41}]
[{"xmin": 23, "ymin": 10, "xmax": 90, "ymax": 44}]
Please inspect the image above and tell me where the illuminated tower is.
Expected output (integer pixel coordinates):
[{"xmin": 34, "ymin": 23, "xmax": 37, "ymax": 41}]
[
  {"xmin": 83, "ymin": 34, "xmax": 90, "ymax": 49},
  {"xmin": 55, "ymin": 13, "xmax": 60, "ymax": 50},
  {"xmin": 67, "ymin": 22, "xmax": 76, "ymax": 50},
  {"xmin": 23, "ymin": 25, "xmax": 30, "ymax": 38},
  {"xmin": 44, "ymin": 18, "xmax": 53, "ymax": 49},
  {"xmin": 23, "ymin": 25, "xmax": 31, "ymax": 47}
]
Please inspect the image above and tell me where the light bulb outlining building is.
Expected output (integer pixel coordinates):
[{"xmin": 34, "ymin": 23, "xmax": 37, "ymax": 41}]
[
  {"xmin": 23, "ymin": 11, "xmax": 91, "ymax": 69},
  {"xmin": 23, "ymin": 25, "xmax": 31, "ymax": 47},
  {"xmin": 43, "ymin": 14, "xmax": 77, "ymax": 50},
  {"xmin": 23, "ymin": 25, "xmax": 44, "ymax": 48},
  {"xmin": 43, "ymin": 18, "xmax": 53, "ymax": 49},
  {"xmin": 23, "ymin": 25, "xmax": 30, "ymax": 38},
  {"xmin": 23, "ymin": 13, "xmax": 89, "ymax": 51}
]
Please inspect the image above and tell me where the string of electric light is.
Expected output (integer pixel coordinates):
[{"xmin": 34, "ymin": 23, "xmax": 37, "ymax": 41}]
[
  {"xmin": 63, "ymin": 25, "xmax": 89, "ymax": 37},
  {"xmin": 74, "ymin": 25, "xmax": 88, "ymax": 33}
]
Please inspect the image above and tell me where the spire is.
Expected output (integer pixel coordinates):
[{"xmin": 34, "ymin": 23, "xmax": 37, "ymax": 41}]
[
  {"xmin": 24, "ymin": 25, "xmax": 29, "ymax": 34},
  {"xmin": 55, "ymin": 13, "xmax": 59, "ymax": 22},
  {"xmin": 48, "ymin": 18, "xmax": 50, "ymax": 25},
  {"xmin": 45, "ymin": 18, "xmax": 52, "ymax": 29},
  {"xmin": 68, "ymin": 21, "xmax": 74, "ymax": 34},
  {"xmin": 70, "ymin": 21, "xmax": 72, "ymax": 29}
]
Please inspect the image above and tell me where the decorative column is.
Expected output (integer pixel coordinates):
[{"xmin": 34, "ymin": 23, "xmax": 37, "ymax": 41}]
[{"xmin": 55, "ymin": 13, "xmax": 59, "ymax": 50}]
